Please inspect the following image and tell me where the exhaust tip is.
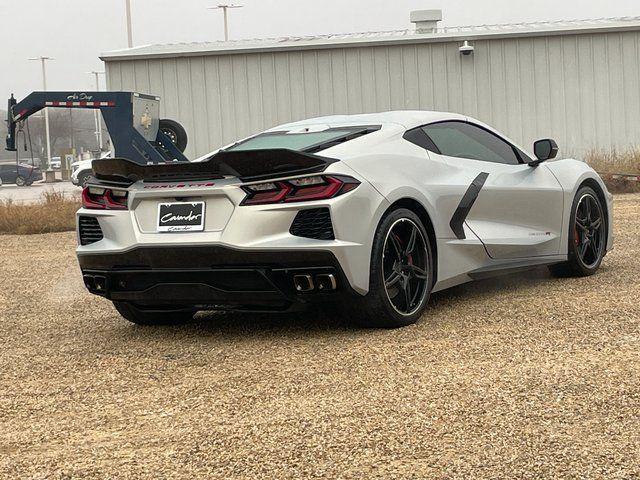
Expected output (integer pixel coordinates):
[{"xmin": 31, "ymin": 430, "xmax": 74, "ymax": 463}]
[
  {"xmin": 293, "ymin": 274, "xmax": 314, "ymax": 292},
  {"xmin": 316, "ymin": 274, "xmax": 337, "ymax": 291}
]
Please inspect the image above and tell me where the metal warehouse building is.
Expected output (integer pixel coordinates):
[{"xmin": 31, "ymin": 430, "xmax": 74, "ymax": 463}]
[{"xmin": 101, "ymin": 14, "xmax": 640, "ymax": 159}]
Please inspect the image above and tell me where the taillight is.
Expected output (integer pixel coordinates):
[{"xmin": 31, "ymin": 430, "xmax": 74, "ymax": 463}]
[
  {"xmin": 241, "ymin": 175, "xmax": 359, "ymax": 206},
  {"xmin": 82, "ymin": 186, "xmax": 129, "ymax": 210}
]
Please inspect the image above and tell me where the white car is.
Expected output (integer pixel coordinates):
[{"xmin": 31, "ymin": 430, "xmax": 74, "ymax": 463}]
[
  {"xmin": 71, "ymin": 159, "xmax": 94, "ymax": 186},
  {"xmin": 71, "ymin": 151, "xmax": 112, "ymax": 187},
  {"xmin": 76, "ymin": 111, "xmax": 613, "ymax": 328},
  {"xmin": 50, "ymin": 156, "xmax": 61, "ymax": 169}
]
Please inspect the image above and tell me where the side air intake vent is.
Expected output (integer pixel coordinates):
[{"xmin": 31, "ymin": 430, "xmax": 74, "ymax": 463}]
[
  {"xmin": 78, "ymin": 216, "xmax": 104, "ymax": 245},
  {"xmin": 290, "ymin": 208, "xmax": 335, "ymax": 240}
]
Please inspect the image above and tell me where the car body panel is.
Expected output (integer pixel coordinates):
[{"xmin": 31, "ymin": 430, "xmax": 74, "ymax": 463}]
[{"xmin": 435, "ymin": 154, "xmax": 565, "ymax": 259}]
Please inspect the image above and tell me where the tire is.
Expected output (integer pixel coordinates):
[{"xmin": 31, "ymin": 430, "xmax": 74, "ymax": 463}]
[
  {"xmin": 348, "ymin": 208, "xmax": 434, "ymax": 328},
  {"xmin": 15, "ymin": 175, "xmax": 26, "ymax": 187},
  {"xmin": 549, "ymin": 186, "xmax": 607, "ymax": 277},
  {"xmin": 77, "ymin": 171, "xmax": 92, "ymax": 188},
  {"xmin": 113, "ymin": 301, "xmax": 195, "ymax": 326},
  {"xmin": 159, "ymin": 119, "xmax": 188, "ymax": 153}
]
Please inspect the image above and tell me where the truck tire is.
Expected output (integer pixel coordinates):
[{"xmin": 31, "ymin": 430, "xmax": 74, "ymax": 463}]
[{"xmin": 159, "ymin": 119, "xmax": 188, "ymax": 153}]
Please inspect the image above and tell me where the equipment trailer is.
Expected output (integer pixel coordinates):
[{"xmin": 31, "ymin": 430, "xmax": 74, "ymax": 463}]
[{"xmin": 6, "ymin": 91, "xmax": 189, "ymax": 165}]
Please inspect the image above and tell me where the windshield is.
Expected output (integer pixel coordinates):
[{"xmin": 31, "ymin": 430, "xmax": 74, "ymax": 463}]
[{"xmin": 226, "ymin": 127, "xmax": 375, "ymax": 152}]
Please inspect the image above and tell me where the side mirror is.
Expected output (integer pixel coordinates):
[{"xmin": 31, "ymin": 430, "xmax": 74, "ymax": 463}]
[{"xmin": 530, "ymin": 139, "xmax": 558, "ymax": 166}]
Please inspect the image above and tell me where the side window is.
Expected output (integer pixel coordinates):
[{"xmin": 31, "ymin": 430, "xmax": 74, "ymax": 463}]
[
  {"xmin": 422, "ymin": 122, "xmax": 521, "ymax": 165},
  {"xmin": 403, "ymin": 128, "xmax": 440, "ymax": 153}
]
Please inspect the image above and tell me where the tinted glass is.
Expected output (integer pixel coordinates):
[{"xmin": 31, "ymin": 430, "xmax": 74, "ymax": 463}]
[
  {"xmin": 422, "ymin": 122, "xmax": 520, "ymax": 165},
  {"xmin": 403, "ymin": 128, "xmax": 440, "ymax": 153},
  {"xmin": 228, "ymin": 129, "xmax": 360, "ymax": 152}
]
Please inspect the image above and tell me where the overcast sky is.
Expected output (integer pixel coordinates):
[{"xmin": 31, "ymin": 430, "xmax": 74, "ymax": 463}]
[{"xmin": 1, "ymin": 0, "xmax": 639, "ymax": 102}]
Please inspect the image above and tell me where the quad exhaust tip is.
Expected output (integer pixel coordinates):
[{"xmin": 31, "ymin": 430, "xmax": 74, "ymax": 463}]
[
  {"xmin": 316, "ymin": 274, "xmax": 337, "ymax": 291},
  {"xmin": 293, "ymin": 274, "xmax": 314, "ymax": 292},
  {"xmin": 83, "ymin": 274, "xmax": 107, "ymax": 296},
  {"xmin": 293, "ymin": 273, "xmax": 337, "ymax": 293}
]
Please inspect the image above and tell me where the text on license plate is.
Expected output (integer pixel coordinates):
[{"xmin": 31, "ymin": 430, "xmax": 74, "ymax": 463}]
[{"xmin": 157, "ymin": 201, "xmax": 205, "ymax": 232}]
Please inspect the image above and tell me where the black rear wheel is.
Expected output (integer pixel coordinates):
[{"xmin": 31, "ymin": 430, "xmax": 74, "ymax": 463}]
[
  {"xmin": 349, "ymin": 208, "xmax": 434, "ymax": 328},
  {"xmin": 113, "ymin": 302, "xmax": 195, "ymax": 326},
  {"xmin": 549, "ymin": 186, "xmax": 607, "ymax": 277}
]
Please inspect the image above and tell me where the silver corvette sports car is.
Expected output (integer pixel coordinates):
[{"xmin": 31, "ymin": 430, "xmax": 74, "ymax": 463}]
[{"xmin": 77, "ymin": 111, "xmax": 613, "ymax": 328}]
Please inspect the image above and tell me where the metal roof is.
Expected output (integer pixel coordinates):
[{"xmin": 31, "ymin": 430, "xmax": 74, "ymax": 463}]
[{"xmin": 102, "ymin": 16, "xmax": 640, "ymax": 61}]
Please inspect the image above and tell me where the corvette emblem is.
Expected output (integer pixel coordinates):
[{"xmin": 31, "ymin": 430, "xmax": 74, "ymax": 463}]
[{"xmin": 140, "ymin": 107, "xmax": 152, "ymax": 130}]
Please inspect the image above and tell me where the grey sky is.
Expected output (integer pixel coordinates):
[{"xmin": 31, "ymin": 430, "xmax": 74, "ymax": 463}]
[{"xmin": 1, "ymin": 0, "xmax": 639, "ymax": 102}]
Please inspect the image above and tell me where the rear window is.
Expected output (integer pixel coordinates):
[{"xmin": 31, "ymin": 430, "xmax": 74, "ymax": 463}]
[{"xmin": 226, "ymin": 127, "xmax": 379, "ymax": 153}]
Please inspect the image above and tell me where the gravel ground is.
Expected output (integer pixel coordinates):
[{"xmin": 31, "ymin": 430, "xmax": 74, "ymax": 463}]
[{"xmin": 1, "ymin": 194, "xmax": 639, "ymax": 479}]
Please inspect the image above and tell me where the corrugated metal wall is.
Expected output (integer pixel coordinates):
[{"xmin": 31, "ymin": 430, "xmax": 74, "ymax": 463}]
[{"xmin": 106, "ymin": 30, "xmax": 640, "ymax": 159}]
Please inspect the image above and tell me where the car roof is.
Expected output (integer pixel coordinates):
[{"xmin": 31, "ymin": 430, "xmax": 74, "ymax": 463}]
[{"xmin": 269, "ymin": 111, "xmax": 466, "ymax": 131}]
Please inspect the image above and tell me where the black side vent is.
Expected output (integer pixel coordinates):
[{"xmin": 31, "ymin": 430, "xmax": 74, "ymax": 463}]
[
  {"xmin": 290, "ymin": 208, "xmax": 335, "ymax": 240},
  {"xmin": 78, "ymin": 216, "xmax": 104, "ymax": 246}
]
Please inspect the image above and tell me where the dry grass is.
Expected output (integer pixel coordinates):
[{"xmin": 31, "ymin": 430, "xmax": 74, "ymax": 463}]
[
  {"xmin": 584, "ymin": 148, "xmax": 640, "ymax": 193},
  {"xmin": 0, "ymin": 194, "xmax": 638, "ymax": 479},
  {"xmin": 584, "ymin": 148, "xmax": 640, "ymax": 174},
  {"xmin": 0, "ymin": 191, "xmax": 80, "ymax": 235}
]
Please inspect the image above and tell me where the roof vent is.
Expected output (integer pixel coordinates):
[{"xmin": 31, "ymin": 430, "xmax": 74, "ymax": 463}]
[{"xmin": 410, "ymin": 9, "xmax": 443, "ymax": 34}]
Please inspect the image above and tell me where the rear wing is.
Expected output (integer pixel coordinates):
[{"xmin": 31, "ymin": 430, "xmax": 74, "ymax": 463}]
[
  {"xmin": 91, "ymin": 149, "xmax": 338, "ymax": 185},
  {"xmin": 5, "ymin": 91, "xmax": 188, "ymax": 165}
]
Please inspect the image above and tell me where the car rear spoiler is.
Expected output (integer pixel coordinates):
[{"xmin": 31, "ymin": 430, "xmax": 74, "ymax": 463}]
[{"xmin": 91, "ymin": 149, "xmax": 339, "ymax": 185}]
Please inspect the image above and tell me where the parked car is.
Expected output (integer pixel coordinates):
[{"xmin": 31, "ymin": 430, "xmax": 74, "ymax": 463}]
[
  {"xmin": 0, "ymin": 162, "xmax": 43, "ymax": 186},
  {"xmin": 78, "ymin": 111, "xmax": 613, "ymax": 328},
  {"xmin": 71, "ymin": 151, "xmax": 112, "ymax": 187},
  {"xmin": 50, "ymin": 157, "xmax": 62, "ymax": 169}
]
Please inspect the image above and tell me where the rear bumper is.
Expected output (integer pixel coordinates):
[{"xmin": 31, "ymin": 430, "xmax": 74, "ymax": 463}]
[{"xmin": 78, "ymin": 245, "xmax": 356, "ymax": 311}]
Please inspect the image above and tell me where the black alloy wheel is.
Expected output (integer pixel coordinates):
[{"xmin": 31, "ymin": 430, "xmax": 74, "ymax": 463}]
[
  {"xmin": 549, "ymin": 186, "xmax": 607, "ymax": 277},
  {"xmin": 382, "ymin": 218, "xmax": 431, "ymax": 316},
  {"xmin": 340, "ymin": 208, "xmax": 434, "ymax": 328},
  {"xmin": 573, "ymin": 192, "xmax": 606, "ymax": 269}
]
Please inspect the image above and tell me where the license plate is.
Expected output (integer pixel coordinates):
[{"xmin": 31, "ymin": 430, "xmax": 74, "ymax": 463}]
[{"xmin": 157, "ymin": 201, "xmax": 205, "ymax": 232}]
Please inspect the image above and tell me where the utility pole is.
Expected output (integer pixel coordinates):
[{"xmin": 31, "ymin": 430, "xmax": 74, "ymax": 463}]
[
  {"xmin": 125, "ymin": 0, "xmax": 133, "ymax": 47},
  {"xmin": 29, "ymin": 56, "xmax": 53, "ymax": 170},
  {"xmin": 208, "ymin": 4, "xmax": 243, "ymax": 41},
  {"xmin": 88, "ymin": 71, "xmax": 106, "ymax": 151}
]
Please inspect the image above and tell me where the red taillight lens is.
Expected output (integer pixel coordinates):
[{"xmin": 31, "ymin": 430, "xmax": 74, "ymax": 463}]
[
  {"xmin": 241, "ymin": 175, "xmax": 359, "ymax": 206},
  {"xmin": 82, "ymin": 186, "xmax": 128, "ymax": 210}
]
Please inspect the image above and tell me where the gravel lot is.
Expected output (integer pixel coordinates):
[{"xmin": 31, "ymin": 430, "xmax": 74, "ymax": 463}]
[{"xmin": 1, "ymin": 194, "xmax": 638, "ymax": 479}]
